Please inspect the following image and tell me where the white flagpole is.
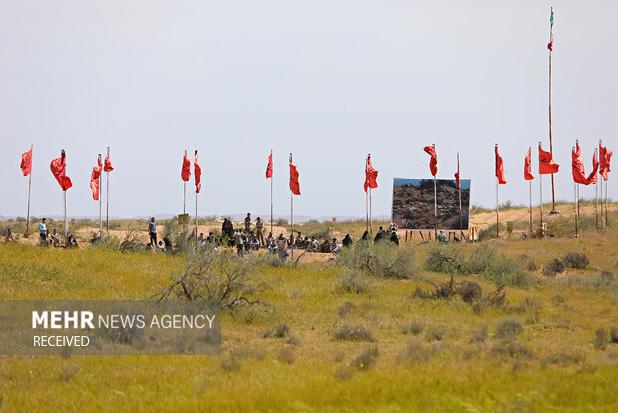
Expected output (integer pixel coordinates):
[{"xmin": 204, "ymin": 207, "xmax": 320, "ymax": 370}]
[
  {"xmin": 365, "ymin": 155, "xmax": 369, "ymax": 234},
  {"xmin": 270, "ymin": 149, "xmax": 274, "ymax": 236},
  {"xmin": 106, "ymin": 147, "xmax": 110, "ymax": 235},
  {"xmin": 433, "ymin": 144, "xmax": 437, "ymax": 239},
  {"xmin": 26, "ymin": 144, "xmax": 33, "ymax": 236},
  {"xmin": 98, "ymin": 153, "xmax": 102, "ymax": 235},
  {"xmin": 290, "ymin": 153, "xmax": 294, "ymax": 261},
  {"xmin": 63, "ymin": 190, "xmax": 68, "ymax": 241}
]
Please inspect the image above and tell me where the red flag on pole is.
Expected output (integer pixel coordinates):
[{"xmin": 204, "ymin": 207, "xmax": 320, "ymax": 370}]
[
  {"xmin": 289, "ymin": 156, "xmax": 300, "ymax": 195},
  {"xmin": 586, "ymin": 149, "xmax": 599, "ymax": 185},
  {"xmin": 266, "ymin": 151, "xmax": 273, "ymax": 179},
  {"xmin": 524, "ymin": 148, "xmax": 534, "ymax": 181},
  {"xmin": 181, "ymin": 150, "xmax": 191, "ymax": 182},
  {"xmin": 571, "ymin": 143, "xmax": 588, "ymax": 185},
  {"xmin": 600, "ymin": 144, "xmax": 613, "ymax": 180},
  {"xmin": 50, "ymin": 150, "xmax": 73, "ymax": 191},
  {"xmin": 495, "ymin": 145, "xmax": 507, "ymax": 184},
  {"xmin": 538, "ymin": 143, "xmax": 559, "ymax": 174},
  {"xmin": 90, "ymin": 156, "xmax": 102, "ymax": 200},
  {"xmin": 364, "ymin": 154, "xmax": 378, "ymax": 193},
  {"xmin": 103, "ymin": 148, "xmax": 114, "ymax": 172},
  {"xmin": 21, "ymin": 146, "xmax": 33, "ymax": 176},
  {"xmin": 454, "ymin": 155, "xmax": 460, "ymax": 189},
  {"xmin": 423, "ymin": 145, "xmax": 438, "ymax": 176},
  {"xmin": 194, "ymin": 150, "xmax": 202, "ymax": 193}
]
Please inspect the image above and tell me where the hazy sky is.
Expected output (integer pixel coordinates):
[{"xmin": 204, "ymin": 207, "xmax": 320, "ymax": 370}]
[{"xmin": 1, "ymin": 0, "xmax": 616, "ymax": 219}]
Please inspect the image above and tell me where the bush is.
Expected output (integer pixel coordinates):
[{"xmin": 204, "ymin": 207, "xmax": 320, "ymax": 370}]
[
  {"xmin": 594, "ymin": 328, "xmax": 609, "ymax": 350},
  {"xmin": 332, "ymin": 325, "xmax": 376, "ymax": 342},
  {"xmin": 425, "ymin": 325, "xmax": 446, "ymax": 342},
  {"xmin": 490, "ymin": 340, "xmax": 533, "ymax": 359},
  {"xmin": 495, "ymin": 319, "xmax": 524, "ymax": 339},
  {"xmin": 335, "ymin": 269, "xmax": 369, "ymax": 294},
  {"xmin": 263, "ymin": 324, "xmax": 290, "ymax": 339},
  {"xmin": 350, "ymin": 345, "xmax": 379, "ymax": 371},
  {"xmin": 470, "ymin": 325, "xmax": 488, "ymax": 343},
  {"xmin": 543, "ymin": 258, "xmax": 565, "ymax": 276},
  {"xmin": 402, "ymin": 320, "xmax": 424, "ymax": 336},
  {"xmin": 277, "ymin": 347, "xmax": 296, "ymax": 365},
  {"xmin": 400, "ymin": 339, "xmax": 432, "ymax": 363},
  {"xmin": 610, "ymin": 328, "xmax": 618, "ymax": 344},
  {"xmin": 337, "ymin": 242, "xmax": 415, "ymax": 279},
  {"xmin": 562, "ymin": 252, "xmax": 590, "ymax": 269}
]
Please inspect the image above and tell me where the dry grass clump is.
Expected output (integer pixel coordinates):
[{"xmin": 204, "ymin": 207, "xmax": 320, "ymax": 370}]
[
  {"xmin": 350, "ymin": 345, "xmax": 379, "ymax": 371},
  {"xmin": 336, "ymin": 242, "xmax": 415, "ymax": 279},
  {"xmin": 399, "ymin": 338, "xmax": 433, "ymax": 363},
  {"xmin": 402, "ymin": 320, "xmax": 424, "ymax": 336},
  {"xmin": 469, "ymin": 325, "xmax": 488, "ymax": 344},
  {"xmin": 332, "ymin": 324, "xmax": 376, "ymax": 342},
  {"xmin": 490, "ymin": 340, "xmax": 533, "ymax": 359},
  {"xmin": 541, "ymin": 352, "xmax": 584, "ymax": 367},
  {"xmin": 277, "ymin": 347, "xmax": 296, "ymax": 365},
  {"xmin": 334, "ymin": 269, "xmax": 370, "ymax": 294},
  {"xmin": 495, "ymin": 318, "xmax": 524, "ymax": 339},
  {"xmin": 263, "ymin": 323, "xmax": 290, "ymax": 339}
]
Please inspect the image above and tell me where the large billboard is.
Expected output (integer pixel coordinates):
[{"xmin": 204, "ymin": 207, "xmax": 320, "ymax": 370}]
[{"xmin": 392, "ymin": 178, "xmax": 471, "ymax": 230}]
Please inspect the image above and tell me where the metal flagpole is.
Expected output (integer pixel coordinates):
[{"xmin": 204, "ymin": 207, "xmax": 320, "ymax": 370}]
[
  {"xmin": 106, "ymin": 147, "xmax": 110, "ymax": 235},
  {"xmin": 574, "ymin": 179, "xmax": 578, "ymax": 238},
  {"xmin": 529, "ymin": 180, "xmax": 533, "ymax": 235},
  {"xmin": 548, "ymin": 7, "xmax": 558, "ymax": 214},
  {"xmin": 63, "ymin": 190, "xmax": 68, "ymax": 241},
  {"xmin": 458, "ymin": 153, "xmax": 462, "ymax": 234},
  {"xmin": 433, "ymin": 144, "xmax": 438, "ymax": 240},
  {"xmin": 98, "ymin": 153, "xmax": 102, "ymax": 235},
  {"xmin": 290, "ymin": 153, "xmax": 294, "ymax": 261},
  {"xmin": 183, "ymin": 182, "xmax": 187, "ymax": 215},
  {"xmin": 270, "ymin": 149, "xmax": 273, "ymax": 235},
  {"xmin": 599, "ymin": 140, "xmax": 605, "ymax": 228},
  {"xmin": 26, "ymin": 144, "xmax": 33, "ymax": 236},
  {"xmin": 496, "ymin": 177, "xmax": 499, "ymax": 239},
  {"xmin": 606, "ymin": 175, "xmax": 609, "ymax": 227},
  {"xmin": 369, "ymin": 187, "xmax": 373, "ymax": 236},
  {"xmin": 595, "ymin": 149, "xmax": 599, "ymax": 230},
  {"xmin": 195, "ymin": 191, "xmax": 198, "ymax": 245},
  {"xmin": 365, "ymin": 155, "xmax": 369, "ymax": 234},
  {"xmin": 539, "ymin": 143, "xmax": 544, "ymax": 237}
]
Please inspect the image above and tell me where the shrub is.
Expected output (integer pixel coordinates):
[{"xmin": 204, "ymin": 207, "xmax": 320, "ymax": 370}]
[
  {"xmin": 541, "ymin": 352, "xmax": 583, "ymax": 367},
  {"xmin": 402, "ymin": 320, "xmax": 424, "ymax": 336},
  {"xmin": 230, "ymin": 345, "xmax": 266, "ymax": 361},
  {"xmin": 594, "ymin": 328, "xmax": 609, "ymax": 350},
  {"xmin": 543, "ymin": 258, "xmax": 565, "ymax": 276},
  {"xmin": 562, "ymin": 252, "xmax": 590, "ymax": 269},
  {"xmin": 610, "ymin": 328, "xmax": 618, "ymax": 344},
  {"xmin": 334, "ymin": 366, "xmax": 353, "ymax": 381},
  {"xmin": 495, "ymin": 319, "xmax": 524, "ymax": 339},
  {"xmin": 335, "ymin": 269, "xmax": 369, "ymax": 294},
  {"xmin": 350, "ymin": 345, "xmax": 379, "ymax": 371},
  {"xmin": 277, "ymin": 347, "xmax": 296, "ymax": 365},
  {"xmin": 425, "ymin": 325, "xmax": 446, "ymax": 342},
  {"xmin": 332, "ymin": 325, "xmax": 376, "ymax": 342},
  {"xmin": 424, "ymin": 244, "xmax": 463, "ymax": 274},
  {"xmin": 490, "ymin": 340, "xmax": 533, "ymax": 359},
  {"xmin": 337, "ymin": 242, "xmax": 415, "ymax": 279},
  {"xmin": 221, "ymin": 357, "xmax": 241, "ymax": 372},
  {"xmin": 263, "ymin": 324, "xmax": 290, "ymax": 339},
  {"xmin": 400, "ymin": 338, "xmax": 432, "ymax": 363}
]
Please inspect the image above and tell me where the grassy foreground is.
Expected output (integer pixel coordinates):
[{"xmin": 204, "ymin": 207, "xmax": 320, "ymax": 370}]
[{"xmin": 1, "ymin": 227, "xmax": 618, "ymax": 412}]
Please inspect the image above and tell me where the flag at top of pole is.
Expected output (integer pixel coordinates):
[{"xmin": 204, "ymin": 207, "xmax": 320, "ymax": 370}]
[
  {"xmin": 266, "ymin": 151, "xmax": 273, "ymax": 179},
  {"xmin": 454, "ymin": 155, "xmax": 460, "ymax": 189},
  {"xmin": 90, "ymin": 155, "xmax": 102, "ymax": 200},
  {"xmin": 289, "ymin": 154, "xmax": 300, "ymax": 195},
  {"xmin": 539, "ymin": 143, "xmax": 559, "ymax": 174},
  {"xmin": 524, "ymin": 147, "xmax": 534, "ymax": 181},
  {"xmin": 50, "ymin": 150, "xmax": 73, "ymax": 191},
  {"xmin": 423, "ymin": 145, "xmax": 438, "ymax": 177},
  {"xmin": 194, "ymin": 150, "xmax": 202, "ymax": 193},
  {"xmin": 20, "ymin": 146, "xmax": 33, "ymax": 176},
  {"xmin": 364, "ymin": 154, "xmax": 378, "ymax": 192},
  {"xmin": 547, "ymin": 7, "xmax": 554, "ymax": 51},
  {"xmin": 181, "ymin": 150, "xmax": 191, "ymax": 182}
]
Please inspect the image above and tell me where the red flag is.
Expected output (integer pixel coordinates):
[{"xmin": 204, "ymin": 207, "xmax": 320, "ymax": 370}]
[
  {"xmin": 50, "ymin": 150, "xmax": 73, "ymax": 191},
  {"xmin": 586, "ymin": 149, "xmax": 599, "ymax": 185},
  {"xmin": 571, "ymin": 143, "xmax": 588, "ymax": 185},
  {"xmin": 194, "ymin": 150, "xmax": 202, "ymax": 194},
  {"xmin": 423, "ymin": 145, "xmax": 437, "ymax": 176},
  {"xmin": 524, "ymin": 148, "xmax": 534, "ymax": 181},
  {"xmin": 90, "ymin": 156, "xmax": 102, "ymax": 200},
  {"xmin": 20, "ymin": 145, "xmax": 33, "ymax": 176},
  {"xmin": 103, "ymin": 148, "xmax": 114, "ymax": 172},
  {"xmin": 364, "ymin": 154, "xmax": 378, "ymax": 193},
  {"xmin": 495, "ymin": 145, "xmax": 507, "ymax": 184},
  {"xmin": 600, "ymin": 144, "xmax": 613, "ymax": 180},
  {"xmin": 265, "ymin": 151, "xmax": 273, "ymax": 179},
  {"xmin": 538, "ymin": 143, "xmax": 559, "ymax": 174},
  {"xmin": 181, "ymin": 150, "xmax": 191, "ymax": 182},
  {"xmin": 289, "ymin": 155, "xmax": 300, "ymax": 195},
  {"xmin": 454, "ymin": 155, "xmax": 460, "ymax": 189}
]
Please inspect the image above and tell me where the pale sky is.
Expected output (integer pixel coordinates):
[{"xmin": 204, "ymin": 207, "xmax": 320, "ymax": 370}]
[{"xmin": 1, "ymin": 0, "xmax": 616, "ymax": 219}]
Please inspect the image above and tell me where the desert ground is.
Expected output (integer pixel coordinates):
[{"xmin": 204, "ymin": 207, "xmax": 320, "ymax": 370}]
[{"xmin": 0, "ymin": 204, "xmax": 617, "ymax": 412}]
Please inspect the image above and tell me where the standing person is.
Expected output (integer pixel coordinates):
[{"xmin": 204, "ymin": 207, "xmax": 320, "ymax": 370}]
[
  {"xmin": 255, "ymin": 217, "xmax": 264, "ymax": 246},
  {"xmin": 389, "ymin": 230, "xmax": 399, "ymax": 245},
  {"xmin": 148, "ymin": 217, "xmax": 157, "ymax": 246},
  {"xmin": 374, "ymin": 226, "xmax": 384, "ymax": 243},
  {"xmin": 234, "ymin": 230, "xmax": 245, "ymax": 255},
  {"xmin": 342, "ymin": 233, "xmax": 353, "ymax": 248},
  {"xmin": 244, "ymin": 213, "xmax": 252, "ymax": 233},
  {"xmin": 39, "ymin": 218, "xmax": 48, "ymax": 246}
]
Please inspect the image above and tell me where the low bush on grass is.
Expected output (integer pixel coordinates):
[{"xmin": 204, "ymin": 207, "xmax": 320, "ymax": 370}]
[
  {"xmin": 562, "ymin": 252, "xmax": 590, "ymax": 269},
  {"xmin": 402, "ymin": 320, "xmax": 424, "ymax": 336},
  {"xmin": 425, "ymin": 325, "xmax": 447, "ymax": 342},
  {"xmin": 490, "ymin": 340, "xmax": 533, "ymax": 359},
  {"xmin": 594, "ymin": 328, "xmax": 609, "ymax": 350},
  {"xmin": 277, "ymin": 347, "xmax": 296, "ymax": 365},
  {"xmin": 334, "ymin": 269, "xmax": 370, "ymax": 294},
  {"xmin": 495, "ymin": 318, "xmax": 524, "ymax": 339},
  {"xmin": 400, "ymin": 338, "xmax": 433, "ymax": 363},
  {"xmin": 470, "ymin": 325, "xmax": 488, "ymax": 343},
  {"xmin": 541, "ymin": 352, "xmax": 584, "ymax": 367},
  {"xmin": 337, "ymin": 242, "xmax": 415, "ymax": 279},
  {"xmin": 350, "ymin": 345, "xmax": 379, "ymax": 371},
  {"xmin": 424, "ymin": 244, "xmax": 533, "ymax": 287},
  {"xmin": 413, "ymin": 277, "xmax": 507, "ymax": 312},
  {"xmin": 263, "ymin": 324, "xmax": 290, "ymax": 339},
  {"xmin": 332, "ymin": 324, "xmax": 376, "ymax": 342},
  {"xmin": 543, "ymin": 258, "xmax": 565, "ymax": 276}
]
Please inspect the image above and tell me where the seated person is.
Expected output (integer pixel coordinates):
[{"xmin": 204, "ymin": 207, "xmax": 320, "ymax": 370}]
[
  {"xmin": 4, "ymin": 228, "xmax": 16, "ymax": 243},
  {"xmin": 319, "ymin": 239, "xmax": 331, "ymax": 253},
  {"xmin": 437, "ymin": 230, "xmax": 448, "ymax": 243},
  {"xmin": 330, "ymin": 237, "xmax": 341, "ymax": 253},
  {"xmin": 342, "ymin": 234, "xmax": 353, "ymax": 248},
  {"xmin": 49, "ymin": 229, "xmax": 60, "ymax": 247},
  {"xmin": 66, "ymin": 233, "xmax": 78, "ymax": 248}
]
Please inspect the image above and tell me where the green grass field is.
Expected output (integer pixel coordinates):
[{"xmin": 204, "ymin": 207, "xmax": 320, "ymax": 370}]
[{"xmin": 1, "ymin": 213, "xmax": 618, "ymax": 412}]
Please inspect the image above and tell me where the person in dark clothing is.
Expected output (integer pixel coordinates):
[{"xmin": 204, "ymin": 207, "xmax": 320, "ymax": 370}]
[
  {"xmin": 361, "ymin": 230, "xmax": 369, "ymax": 241},
  {"xmin": 148, "ymin": 217, "xmax": 157, "ymax": 246},
  {"xmin": 389, "ymin": 230, "xmax": 399, "ymax": 245},
  {"xmin": 163, "ymin": 233, "xmax": 173, "ymax": 252},
  {"xmin": 374, "ymin": 226, "xmax": 384, "ymax": 243},
  {"xmin": 342, "ymin": 234, "xmax": 353, "ymax": 248}
]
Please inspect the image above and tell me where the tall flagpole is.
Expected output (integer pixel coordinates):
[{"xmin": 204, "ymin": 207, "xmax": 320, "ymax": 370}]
[
  {"xmin": 26, "ymin": 144, "xmax": 33, "ymax": 236},
  {"xmin": 290, "ymin": 153, "xmax": 294, "ymax": 261},
  {"xmin": 183, "ymin": 182, "xmax": 187, "ymax": 215},
  {"xmin": 495, "ymin": 145, "xmax": 499, "ymax": 239},
  {"xmin": 105, "ymin": 147, "xmax": 110, "ymax": 235},
  {"xmin": 548, "ymin": 7, "xmax": 558, "ymax": 214},
  {"xmin": 599, "ymin": 140, "xmax": 605, "ymax": 228},
  {"xmin": 529, "ymin": 179, "xmax": 533, "ymax": 235},
  {"xmin": 539, "ymin": 141, "xmax": 544, "ymax": 236},
  {"xmin": 195, "ymin": 189, "xmax": 198, "ymax": 245},
  {"xmin": 63, "ymin": 190, "xmax": 68, "ymax": 241},
  {"xmin": 595, "ymin": 147, "xmax": 599, "ymax": 230},
  {"xmin": 270, "ymin": 149, "xmax": 273, "ymax": 235},
  {"xmin": 98, "ymin": 153, "xmax": 102, "ymax": 235},
  {"xmin": 365, "ymin": 155, "xmax": 369, "ymax": 234},
  {"xmin": 433, "ymin": 144, "xmax": 438, "ymax": 239},
  {"xmin": 457, "ymin": 153, "xmax": 462, "ymax": 233}
]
